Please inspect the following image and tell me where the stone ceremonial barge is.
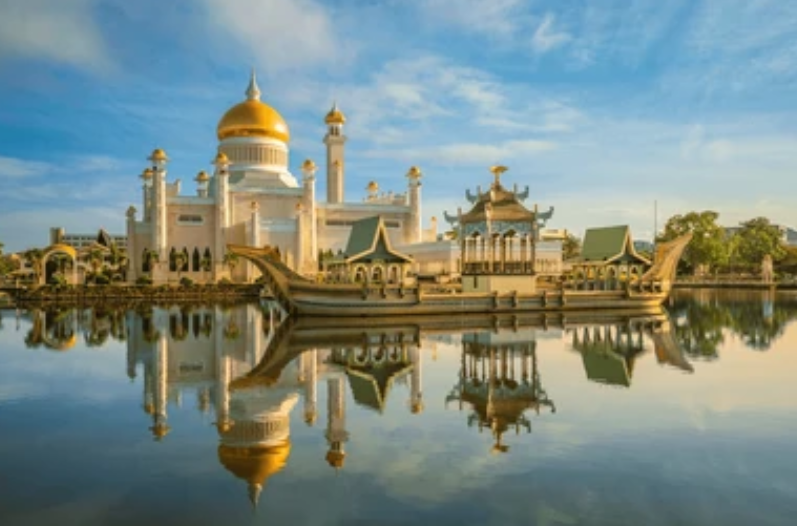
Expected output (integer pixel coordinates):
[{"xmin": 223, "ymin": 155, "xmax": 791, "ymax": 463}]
[{"xmin": 229, "ymin": 167, "xmax": 692, "ymax": 318}]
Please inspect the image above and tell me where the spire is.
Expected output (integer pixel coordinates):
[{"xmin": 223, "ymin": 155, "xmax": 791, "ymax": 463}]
[
  {"xmin": 248, "ymin": 483, "xmax": 262, "ymax": 510},
  {"xmin": 246, "ymin": 68, "xmax": 261, "ymax": 101}
]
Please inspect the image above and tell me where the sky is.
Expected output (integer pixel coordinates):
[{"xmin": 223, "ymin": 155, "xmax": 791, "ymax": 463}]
[{"xmin": 0, "ymin": 0, "xmax": 796, "ymax": 252}]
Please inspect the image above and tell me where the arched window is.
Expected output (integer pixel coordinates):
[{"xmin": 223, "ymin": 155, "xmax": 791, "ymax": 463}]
[
  {"xmin": 182, "ymin": 247, "xmax": 189, "ymax": 272},
  {"xmin": 192, "ymin": 248, "xmax": 200, "ymax": 272},
  {"xmin": 142, "ymin": 249, "xmax": 150, "ymax": 273}
]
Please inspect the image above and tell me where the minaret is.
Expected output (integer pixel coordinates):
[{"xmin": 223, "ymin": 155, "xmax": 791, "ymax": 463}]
[
  {"xmin": 140, "ymin": 167, "xmax": 153, "ymax": 221},
  {"xmin": 410, "ymin": 345, "xmax": 424, "ymax": 414},
  {"xmin": 150, "ymin": 331, "xmax": 170, "ymax": 441},
  {"xmin": 302, "ymin": 159, "xmax": 318, "ymax": 269},
  {"xmin": 325, "ymin": 377, "xmax": 349, "ymax": 470},
  {"xmin": 213, "ymin": 152, "xmax": 231, "ymax": 281},
  {"xmin": 148, "ymin": 149, "xmax": 169, "ymax": 282},
  {"xmin": 323, "ymin": 102, "xmax": 347, "ymax": 204},
  {"xmin": 126, "ymin": 206, "xmax": 138, "ymax": 282},
  {"xmin": 294, "ymin": 202, "xmax": 305, "ymax": 273},
  {"xmin": 195, "ymin": 170, "xmax": 210, "ymax": 198},
  {"xmin": 406, "ymin": 166, "xmax": 423, "ymax": 244},
  {"xmin": 248, "ymin": 201, "xmax": 260, "ymax": 282},
  {"xmin": 302, "ymin": 349, "xmax": 318, "ymax": 425},
  {"xmin": 215, "ymin": 306, "xmax": 232, "ymax": 433}
]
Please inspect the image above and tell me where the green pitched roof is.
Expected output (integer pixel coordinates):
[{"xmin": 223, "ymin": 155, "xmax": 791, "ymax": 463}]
[
  {"xmin": 343, "ymin": 216, "xmax": 413, "ymax": 264},
  {"xmin": 581, "ymin": 349, "xmax": 632, "ymax": 387},
  {"xmin": 572, "ymin": 225, "xmax": 650, "ymax": 265},
  {"xmin": 345, "ymin": 362, "xmax": 414, "ymax": 413}
]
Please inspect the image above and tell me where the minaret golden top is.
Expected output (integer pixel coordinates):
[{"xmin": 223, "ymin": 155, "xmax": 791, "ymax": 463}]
[{"xmin": 489, "ymin": 165, "xmax": 508, "ymax": 187}]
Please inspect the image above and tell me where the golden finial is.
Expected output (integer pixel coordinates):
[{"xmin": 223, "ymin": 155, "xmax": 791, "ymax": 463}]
[
  {"xmin": 406, "ymin": 166, "xmax": 422, "ymax": 179},
  {"xmin": 195, "ymin": 170, "xmax": 210, "ymax": 183},
  {"xmin": 367, "ymin": 180, "xmax": 379, "ymax": 192},
  {"xmin": 140, "ymin": 167, "xmax": 154, "ymax": 180},
  {"xmin": 302, "ymin": 159, "xmax": 317, "ymax": 172},
  {"xmin": 489, "ymin": 165, "xmax": 508, "ymax": 187}
]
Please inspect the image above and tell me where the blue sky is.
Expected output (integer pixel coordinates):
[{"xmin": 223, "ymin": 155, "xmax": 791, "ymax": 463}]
[{"xmin": 0, "ymin": 0, "xmax": 796, "ymax": 252}]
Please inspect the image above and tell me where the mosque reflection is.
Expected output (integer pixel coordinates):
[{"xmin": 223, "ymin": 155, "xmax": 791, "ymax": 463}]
[{"xmin": 14, "ymin": 290, "xmax": 797, "ymax": 509}]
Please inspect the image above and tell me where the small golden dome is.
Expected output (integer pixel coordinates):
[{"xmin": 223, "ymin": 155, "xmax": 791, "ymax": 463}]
[
  {"xmin": 324, "ymin": 102, "xmax": 346, "ymax": 125},
  {"xmin": 141, "ymin": 168, "xmax": 154, "ymax": 180},
  {"xmin": 367, "ymin": 181, "xmax": 379, "ymax": 191},
  {"xmin": 302, "ymin": 159, "xmax": 317, "ymax": 171},
  {"xmin": 149, "ymin": 148, "xmax": 168, "ymax": 162},
  {"xmin": 195, "ymin": 170, "xmax": 210, "ymax": 183},
  {"xmin": 407, "ymin": 166, "xmax": 422, "ymax": 178},
  {"xmin": 151, "ymin": 422, "xmax": 170, "ymax": 440},
  {"xmin": 216, "ymin": 421, "xmax": 233, "ymax": 433},
  {"xmin": 326, "ymin": 450, "xmax": 346, "ymax": 469},
  {"xmin": 144, "ymin": 403, "xmax": 155, "ymax": 415},
  {"xmin": 212, "ymin": 152, "xmax": 230, "ymax": 165}
]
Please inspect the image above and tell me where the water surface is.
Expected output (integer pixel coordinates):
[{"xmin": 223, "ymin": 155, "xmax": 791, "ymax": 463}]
[{"xmin": 0, "ymin": 290, "xmax": 795, "ymax": 526}]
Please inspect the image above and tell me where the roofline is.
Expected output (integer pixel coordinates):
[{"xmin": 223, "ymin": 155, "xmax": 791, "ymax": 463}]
[{"xmin": 345, "ymin": 217, "xmax": 414, "ymax": 263}]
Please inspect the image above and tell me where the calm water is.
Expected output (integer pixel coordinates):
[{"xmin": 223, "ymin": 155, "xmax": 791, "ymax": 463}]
[{"xmin": 1, "ymin": 290, "xmax": 796, "ymax": 526}]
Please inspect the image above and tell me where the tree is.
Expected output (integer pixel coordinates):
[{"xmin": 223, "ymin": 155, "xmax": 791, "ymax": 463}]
[
  {"xmin": 174, "ymin": 251, "xmax": 187, "ymax": 280},
  {"xmin": 144, "ymin": 249, "xmax": 159, "ymax": 278},
  {"xmin": 223, "ymin": 252, "xmax": 239, "ymax": 278},
  {"xmin": 23, "ymin": 248, "xmax": 44, "ymax": 283},
  {"xmin": 733, "ymin": 217, "xmax": 787, "ymax": 269},
  {"xmin": 657, "ymin": 211, "xmax": 727, "ymax": 275},
  {"xmin": 562, "ymin": 233, "xmax": 581, "ymax": 259}
]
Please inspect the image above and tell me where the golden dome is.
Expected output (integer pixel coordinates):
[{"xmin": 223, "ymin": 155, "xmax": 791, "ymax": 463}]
[
  {"xmin": 301, "ymin": 159, "xmax": 317, "ymax": 171},
  {"xmin": 141, "ymin": 167, "xmax": 154, "ymax": 180},
  {"xmin": 149, "ymin": 148, "xmax": 168, "ymax": 162},
  {"xmin": 326, "ymin": 450, "xmax": 346, "ymax": 469},
  {"xmin": 212, "ymin": 152, "xmax": 230, "ymax": 165},
  {"xmin": 217, "ymin": 100, "xmax": 291, "ymax": 142},
  {"xmin": 151, "ymin": 422, "xmax": 170, "ymax": 440},
  {"xmin": 407, "ymin": 166, "xmax": 422, "ymax": 178},
  {"xmin": 367, "ymin": 181, "xmax": 379, "ymax": 191},
  {"xmin": 218, "ymin": 442, "xmax": 291, "ymax": 485},
  {"xmin": 324, "ymin": 102, "xmax": 346, "ymax": 125},
  {"xmin": 217, "ymin": 71, "xmax": 290, "ymax": 143},
  {"xmin": 195, "ymin": 170, "xmax": 210, "ymax": 183}
]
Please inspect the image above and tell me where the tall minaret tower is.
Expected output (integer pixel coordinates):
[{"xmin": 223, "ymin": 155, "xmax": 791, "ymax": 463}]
[
  {"xmin": 323, "ymin": 103, "xmax": 347, "ymax": 204},
  {"xmin": 148, "ymin": 149, "xmax": 169, "ymax": 282},
  {"xmin": 406, "ymin": 166, "xmax": 423, "ymax": 244},
  {"xmin": 302, "ymin": 159, "xmax": 318, "ymax": 267},
  {"xmin": 213, "ymin": 152, "xmax": 231, "ymax": 281},
  {"xmin": 325, "ymin": 377, "xmax": 349, "ymax": 470}
]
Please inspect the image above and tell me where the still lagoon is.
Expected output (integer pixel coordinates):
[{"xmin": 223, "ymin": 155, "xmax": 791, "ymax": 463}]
[{"xmin": 0, "ymin": 290, "xmax": 795, "ymax": 526}]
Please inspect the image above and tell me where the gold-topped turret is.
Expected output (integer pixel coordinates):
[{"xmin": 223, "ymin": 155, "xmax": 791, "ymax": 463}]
[
  {"xmin": 324, "ymin": 102, "xmax": 346, "ymax": 125},
  {"xmin": 367, "ymin": 180, "xmax": 379, "ymax": 192},
  {"xmin": 195, "ymin": 170, "xmax": 210, "ymax": 183},
  {"xmin": 302, "ymin": 159, "xmax": 317, "ymax": 172},
  {"xmin": 140, "ymin": 167, "xmax": 154, "ymax": 180},
  {"xmin": 148, "ymin": 148, "xmax": 169, "ymax": 162},
  {"xmin": 406, "ymin": 166, "xmax": 422, "ymax": 179}
]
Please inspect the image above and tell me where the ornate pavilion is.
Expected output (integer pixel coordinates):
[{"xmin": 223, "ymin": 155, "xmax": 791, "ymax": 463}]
[
  {"xmin": 445, "ymin": 165, "xmax": 561, "ymax": 294},
  {"xmin": 445, "ymin": 327, "xmax": 555, "ymax": 453},
  {"xmin": 565, "ymin": 225, "xmax": 650, "ymax": 291}
]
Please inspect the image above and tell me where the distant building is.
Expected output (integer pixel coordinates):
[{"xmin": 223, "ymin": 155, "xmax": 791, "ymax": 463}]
[{"xmin": 50, "ymin": 227, "xmax": 127, "ymax": 250}]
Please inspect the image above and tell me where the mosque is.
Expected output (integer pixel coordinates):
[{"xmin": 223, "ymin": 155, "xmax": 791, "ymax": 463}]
[{"xmin": 125, "ymin": 71, "xmax": 440, "ymax": 284}]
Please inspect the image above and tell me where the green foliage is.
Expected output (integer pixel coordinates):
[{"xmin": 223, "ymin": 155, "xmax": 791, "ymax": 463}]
[
  {"xmin": 180, "ymin": 276, "xmax": 194, "ymax": 287},
  {"xmin": 136, "ymin": 275, "xmax": 153, "ymax": 286},
  {"xmin": 562, "ymin": 233, "xmax": 581, "ymax": 259},
  {"xmin": 733, "ymin": 217, "xmax": 787, "ymax": 268},
  {"xmin": 657, "ymin": 211, "xmax": 727, "ymax": 273},
  {"xmin": 218, "ymin": 277, "xmax": 233, "ymax": 286},
  {"xmin": 94, "ymin": 274, "xmax": 111, "ymax": 285}
]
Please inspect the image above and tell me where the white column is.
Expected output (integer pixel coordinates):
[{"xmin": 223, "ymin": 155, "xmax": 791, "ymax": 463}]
[
  {"xmin": 410, "ymin": 345, "xmax": 423, "ymax": 414},
  {"xmin": 303, "ymin": 349, "xmax": 318, "ymax": 425}
]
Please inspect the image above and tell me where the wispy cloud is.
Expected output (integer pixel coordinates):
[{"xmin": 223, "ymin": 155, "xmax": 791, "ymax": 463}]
[
  {"xmin": 201, "ymin": 0, "xmax": 354, "ymax": 76},
  {"xmin": 0, "ymin": 0, "xmax": 112, "ymax": 72},
  {"xmin": 532, "ymin": 13, "xmax": 571, "ymax": 54},
  {"xmin": 0, "ymin": 156, "xmax": 54, "ymax": 178},
  {"xmin": 418, "ymin": 0, "xmax": 528, "ymax": 38}
]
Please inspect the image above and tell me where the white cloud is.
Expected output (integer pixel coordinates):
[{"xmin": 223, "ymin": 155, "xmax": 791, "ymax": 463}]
[
  {"xmin": 0, "ymin": 0, "xmax": 111, "ymax": 72},
  {"xmin": 531, "ymin": 13, "xmax": 571, "ymax": 54},
  {"xmin": 364, "ymin": 140, "xmax": 557, "ymax": 166},
  {"xmin": 202, "ymin": 0, "xmax": 352, "ymax": 76},
  {"xmin": 419, "ymin": 0, "xmax": 527, "ymax": 38},
  {"xmin": 0, "ymin": 156, "xmax": 54, "ymax": 179}
]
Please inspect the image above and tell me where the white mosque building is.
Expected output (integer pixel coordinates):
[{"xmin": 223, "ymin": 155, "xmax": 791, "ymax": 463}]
[{"xmin": 125, "ymin": 71, "xmax": 439, "ymax": 284}]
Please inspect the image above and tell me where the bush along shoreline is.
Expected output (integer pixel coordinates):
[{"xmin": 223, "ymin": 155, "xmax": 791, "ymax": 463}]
[{"xmin": 10, "ymin": 281, "xmax": 264, "ymax": 308}]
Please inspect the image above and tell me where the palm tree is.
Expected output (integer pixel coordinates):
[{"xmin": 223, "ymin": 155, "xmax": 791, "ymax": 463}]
[
  {"xmin": 200, "ymin": 254, "xmax": 212, "ymax": 283},
  {"xmin": 174, "ymin": 251, "xmax": 187, "ymax": 281},
  {"xmin": 108, "ymin": 242, "xmax": 129, "ymax": 281},
  {"xmin": 144, "ymin": 249, "xmax": 159, "ymax": 279},
  {"xmin": 24, "ymin": 248, "xmax": 44, "ymax": 284},
  {"xmin": 84, "ymin": 247, "xmax": 106, "ymax": 284}
]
